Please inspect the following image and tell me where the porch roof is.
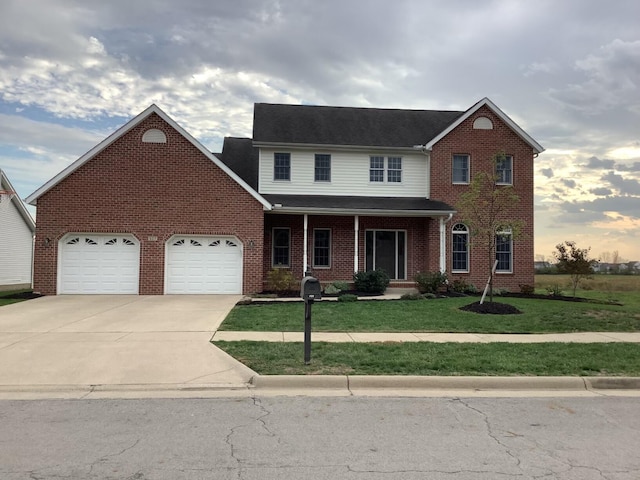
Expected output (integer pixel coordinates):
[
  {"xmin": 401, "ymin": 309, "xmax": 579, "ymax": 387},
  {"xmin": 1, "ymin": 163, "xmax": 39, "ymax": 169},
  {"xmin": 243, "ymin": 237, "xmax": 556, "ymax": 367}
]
[{"xmin": 263, "ymin": 194, "xmax": 455, "ymax": 217}]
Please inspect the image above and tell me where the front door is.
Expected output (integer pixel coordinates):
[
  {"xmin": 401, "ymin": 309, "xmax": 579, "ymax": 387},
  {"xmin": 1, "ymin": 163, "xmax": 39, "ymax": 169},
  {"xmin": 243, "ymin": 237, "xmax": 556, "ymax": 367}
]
[{"xmin": 365, "ymin": 230, "xmax": 406, "ymax": 279}]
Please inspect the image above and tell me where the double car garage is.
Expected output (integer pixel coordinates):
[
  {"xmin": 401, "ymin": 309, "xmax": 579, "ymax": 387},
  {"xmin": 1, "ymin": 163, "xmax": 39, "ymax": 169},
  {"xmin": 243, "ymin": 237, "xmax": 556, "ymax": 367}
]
[{"xmin": 58, "ymin": 234, "xmax": 243, "ymax": 294}]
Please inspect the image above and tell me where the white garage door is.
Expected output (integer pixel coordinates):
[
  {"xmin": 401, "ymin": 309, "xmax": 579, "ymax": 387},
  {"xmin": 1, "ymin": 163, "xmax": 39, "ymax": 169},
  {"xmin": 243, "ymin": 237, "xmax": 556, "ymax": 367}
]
[
  {"xmin": 165, "ymin": 236, "xmax": 243, "ymax": 294},
  {"xmin": 59, "ymin": 234, "xmax": 140, "ymax": 294}
]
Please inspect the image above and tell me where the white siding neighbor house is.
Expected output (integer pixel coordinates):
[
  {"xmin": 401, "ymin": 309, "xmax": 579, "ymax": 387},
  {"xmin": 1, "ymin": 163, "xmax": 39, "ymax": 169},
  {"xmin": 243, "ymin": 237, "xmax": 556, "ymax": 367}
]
[{"xmin": 0, "ymin": 169, "xmax": 36, "ymax": 290}]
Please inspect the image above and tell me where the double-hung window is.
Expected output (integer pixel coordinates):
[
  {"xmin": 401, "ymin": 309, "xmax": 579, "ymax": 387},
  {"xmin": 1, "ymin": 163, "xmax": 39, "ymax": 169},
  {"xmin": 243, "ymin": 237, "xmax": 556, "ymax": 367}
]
[
  {"xmin": 272, "ymin": 228, "xmax": 291, "ymax": 267},
  {"xmin": 313, "ymin": 229, "xmax": 331, "ymax": 268},
  {"xmin": 274, "ymin": 153, "xmax": 291, "ymax": 181},
  {"xmin": 314, "ymin": 154, "xmax": 331, "ymax": 182},
  {"xmin": 387, "ymin": 157, "xmax": 402, "ymax": 183},
  {"xmin": 496, "ymin": 155, "xmax": 513, "ymax": 185},
  {"xmin": 453, "ymin": 154, "xmax": 470, "ymax": 184},
  {"xmin": 370, "ymin": 156, "xmax": 402, "ymax": 183},
  {"xmin": 495, "ymin": 229, "xmax": 513, "ymax": 273},
  {"xmin": 369, "ymin": 156, "xmax": 385, "ymax": 182},
  {"xmin": 452, "ymin": 224, "xmax": 469, "ymax": 272}
]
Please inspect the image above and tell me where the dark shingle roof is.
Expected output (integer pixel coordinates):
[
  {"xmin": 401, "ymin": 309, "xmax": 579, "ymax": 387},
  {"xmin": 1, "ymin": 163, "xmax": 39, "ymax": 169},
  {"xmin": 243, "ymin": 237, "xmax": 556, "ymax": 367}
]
[
  {"xmin": 216, "ymin": 137, "xmax": 259, "ymax": 190},
  {"xmin": 263, "ymin": 194, "xmax": 454, "ymax": 214},
  {"xmin": 253, "ymin": 104, "xmax": 464, "ymax": 148}
]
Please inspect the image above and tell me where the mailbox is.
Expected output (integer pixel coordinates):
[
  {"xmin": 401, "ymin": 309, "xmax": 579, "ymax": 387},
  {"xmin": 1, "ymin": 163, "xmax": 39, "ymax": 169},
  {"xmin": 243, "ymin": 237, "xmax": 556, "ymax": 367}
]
[{"xmin": 301, "ymin": 276, "xmax": 322, "ymax": 301}]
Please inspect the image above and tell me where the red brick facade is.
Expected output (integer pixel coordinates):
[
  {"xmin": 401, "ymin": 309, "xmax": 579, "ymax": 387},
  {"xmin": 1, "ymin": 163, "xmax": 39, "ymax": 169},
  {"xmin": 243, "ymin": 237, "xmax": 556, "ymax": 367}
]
[
  {"xmin": 429, "ymin": 105, "xmax": 535, "ymax": 290},
  {"xmin": 33, "ymin": 113, "xmax": 265, "ymax": 295},
  {"xmin": 32, "ymin": 102, "xmax": 536, "ymax": 295}
]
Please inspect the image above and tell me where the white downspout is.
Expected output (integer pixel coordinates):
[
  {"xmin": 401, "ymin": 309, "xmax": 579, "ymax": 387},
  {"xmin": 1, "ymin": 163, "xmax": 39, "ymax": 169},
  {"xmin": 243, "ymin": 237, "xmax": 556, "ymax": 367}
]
[
  {"xmin": 303, "ymin": 214, "xmax": 308, "ymax": 276},
  {"xmin": 439, "ymin": 213, "xmax": 453, "ymax": 273},
  {"xmin": 354, "ymin": 215, "xmax": 359, "ymax": 273}
]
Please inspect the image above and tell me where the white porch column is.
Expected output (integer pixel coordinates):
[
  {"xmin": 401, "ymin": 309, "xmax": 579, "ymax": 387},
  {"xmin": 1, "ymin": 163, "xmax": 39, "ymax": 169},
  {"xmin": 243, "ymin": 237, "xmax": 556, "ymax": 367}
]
[
  {"xmin": 439, "ymin": 214, "xmax": 453, "ymax": 273},
  {"xmin": 354, "ymin": 215, "xmax": 359, "ymax": 273},
  {"xmin": 303, "ymin": 214, "xmax": 308, "ymax": 276}
]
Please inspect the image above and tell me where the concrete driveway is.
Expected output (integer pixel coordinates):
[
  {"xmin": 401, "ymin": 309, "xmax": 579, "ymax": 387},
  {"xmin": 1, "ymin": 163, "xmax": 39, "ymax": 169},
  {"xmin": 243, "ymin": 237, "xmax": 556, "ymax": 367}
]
[{"xmin": 0, "ymin": 295, "xmax": 255, "ymax": 393}]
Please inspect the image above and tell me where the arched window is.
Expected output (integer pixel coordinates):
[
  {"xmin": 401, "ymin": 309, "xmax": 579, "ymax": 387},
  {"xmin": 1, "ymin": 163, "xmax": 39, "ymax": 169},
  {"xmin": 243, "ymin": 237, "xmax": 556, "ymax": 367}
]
[
  {"xmin": 452, "ymin": 223, "xmax": 469, "ymax": 272},
  {"xmin": 142, "ymin": 128, "xmax": 167, "ymax": 143}
]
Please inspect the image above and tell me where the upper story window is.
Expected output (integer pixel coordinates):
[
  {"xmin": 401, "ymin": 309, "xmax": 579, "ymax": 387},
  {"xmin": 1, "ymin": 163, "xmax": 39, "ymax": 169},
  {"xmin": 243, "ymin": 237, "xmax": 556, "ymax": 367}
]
[
  {"xmin": 496, "ymin": 155, "xmax": 513, "ymax": 185},
  {"xmin": 370, "ymin": 156, "xmax": 385, "ymax": 182},
  {"xmin": 370, "ymin": 156, "xmax": 402, "ymax": 183},
  {"xmin": 274, "ymin": 153, "xmax": 291, "ymax": 181},
  {"xmin": 387, "ymin": 157, "xmax": 402, "ymax": 183},
  {"xmin": 452, "ymin": 154, "xmax": 470, "ymax": 184},
  {"xmin": 314, "ymin": 154, "xmax": 331, "ymax": 182}
]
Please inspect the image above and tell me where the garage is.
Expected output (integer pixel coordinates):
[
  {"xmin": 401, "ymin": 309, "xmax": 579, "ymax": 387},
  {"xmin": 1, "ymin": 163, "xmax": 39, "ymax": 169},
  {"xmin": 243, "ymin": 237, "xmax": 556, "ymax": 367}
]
[
  {"xmin": 165, "ymin": 236, "xmax": 243, "ymax": 294},
  {"xmin": 58, "ymin": 234, "xmax": 140, "ymax": 294}
]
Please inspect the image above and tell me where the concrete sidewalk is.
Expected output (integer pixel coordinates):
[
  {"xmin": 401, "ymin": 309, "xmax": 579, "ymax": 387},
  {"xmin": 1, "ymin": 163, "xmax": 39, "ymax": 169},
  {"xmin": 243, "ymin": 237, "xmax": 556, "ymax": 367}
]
[{"xmin": 213, "ymin": 331, "xmax": 640, "ymax": 343}]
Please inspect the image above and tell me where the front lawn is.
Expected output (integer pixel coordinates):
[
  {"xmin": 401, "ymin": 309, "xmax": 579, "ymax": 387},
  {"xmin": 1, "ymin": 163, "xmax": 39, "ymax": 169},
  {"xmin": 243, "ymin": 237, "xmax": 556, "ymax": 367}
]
[
  {"xmin": 215, "ymin": 341, "xmax": 640, "ymax": 376},
  {"xmin": 220, "ymin": 296, "xmax": 640, "ymax": 333}
]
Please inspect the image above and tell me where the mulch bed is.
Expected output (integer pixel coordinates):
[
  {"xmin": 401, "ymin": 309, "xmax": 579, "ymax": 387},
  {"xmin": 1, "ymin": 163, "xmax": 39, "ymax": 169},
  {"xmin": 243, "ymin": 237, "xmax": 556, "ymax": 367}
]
[
  {"xmin": 459, "ymin": 301, "xmax": 523, "ymax": 315},
  {"xmin": 0, "ymin": 291, "xmax": 43, "ymax": 300}
]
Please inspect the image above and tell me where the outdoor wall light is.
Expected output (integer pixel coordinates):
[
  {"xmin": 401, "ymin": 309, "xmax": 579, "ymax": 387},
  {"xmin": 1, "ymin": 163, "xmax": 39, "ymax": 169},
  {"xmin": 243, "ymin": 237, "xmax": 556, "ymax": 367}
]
[
  {"xmin": 44, "ymin": 237, "xmax": 51, "ymax": 247},
  {"xmin": 248, "ymin": 239, "xmax": 255, "ymax": 249}
]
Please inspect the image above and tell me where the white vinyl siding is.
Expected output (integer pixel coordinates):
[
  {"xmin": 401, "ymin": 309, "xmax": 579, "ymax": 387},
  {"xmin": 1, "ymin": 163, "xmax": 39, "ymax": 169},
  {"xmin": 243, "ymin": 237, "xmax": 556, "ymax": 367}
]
[
  {"xmin": 259, "ymin": 148, "xmax": 428, "ymax": 197},
  {"xmin": 0, "ymin": 200, "xmax": 33, "ymax": 287}
]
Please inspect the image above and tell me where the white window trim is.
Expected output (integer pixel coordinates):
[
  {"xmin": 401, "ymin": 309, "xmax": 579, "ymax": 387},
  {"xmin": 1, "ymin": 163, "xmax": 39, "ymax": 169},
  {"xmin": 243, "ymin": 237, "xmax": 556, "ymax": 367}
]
[
  {"xmin": 451, "ymin": 224, "xmax": 469, "ymax": 273},
  {"xmin": 312, "ymin": 228, "xmax": 331, "ymax": 269},
  {"xmin": 495, "ymin": 229, "xmax": 513, "ymax": 274},
  {"xmin": 369, "ymin": 156, "xmax": 403, "ymax": 184},
  {"xmin": 452, "ymin": 154, "xmax": 470, "ymax": 185},
  {"xmin": 272, "ymin": 227, "xmax": 291, "ymax": 268},
  {"xmin": 496, "ymin": 155, "xmax": 513, "ymax": 186},
  {"xmin": 273, "ymin": 152, "xmax": 291, "ymax": 182}
]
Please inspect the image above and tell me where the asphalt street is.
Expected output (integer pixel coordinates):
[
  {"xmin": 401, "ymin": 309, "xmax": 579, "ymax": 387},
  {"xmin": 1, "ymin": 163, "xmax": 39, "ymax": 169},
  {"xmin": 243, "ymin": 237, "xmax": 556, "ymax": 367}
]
[{"xmin": 1, "ymin": 396, "xmax": 638, "ymax": 479}]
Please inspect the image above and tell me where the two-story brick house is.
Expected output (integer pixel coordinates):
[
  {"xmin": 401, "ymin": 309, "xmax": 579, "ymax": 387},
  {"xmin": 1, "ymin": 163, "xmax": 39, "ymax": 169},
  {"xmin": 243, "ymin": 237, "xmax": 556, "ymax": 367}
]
[{"xmin": 26, "ymin": 98, "xmax": 542, "ymax": 295}]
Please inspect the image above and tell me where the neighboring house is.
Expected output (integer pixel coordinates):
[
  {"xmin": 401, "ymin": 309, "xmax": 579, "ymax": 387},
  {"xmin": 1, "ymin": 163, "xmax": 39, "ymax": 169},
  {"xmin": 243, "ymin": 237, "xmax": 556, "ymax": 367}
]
[
  {"xmin": 26, "ymin": 98, "xmax": 543, "ymax": 295},
  {"xmin": 0, "ymin": 169, "xmax": 36, "ymax": 290},
  {"xmin": 534, "ymin": 261, "xmax": 553, "ymax": 272}
]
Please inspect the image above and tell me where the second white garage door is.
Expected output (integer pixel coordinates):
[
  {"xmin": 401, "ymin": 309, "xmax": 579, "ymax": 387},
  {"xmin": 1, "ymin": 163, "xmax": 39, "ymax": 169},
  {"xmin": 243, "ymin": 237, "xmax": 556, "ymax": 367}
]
[{"xmin": 165, "ymin": 236, "xmax": 243, "ymax": 294}]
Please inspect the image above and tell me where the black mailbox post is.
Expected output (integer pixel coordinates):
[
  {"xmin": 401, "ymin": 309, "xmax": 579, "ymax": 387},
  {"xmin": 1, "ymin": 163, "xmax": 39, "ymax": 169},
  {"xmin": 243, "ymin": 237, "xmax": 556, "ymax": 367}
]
[{"xmin": 301, "ymin": 276, "xmax": 322, "ymax": 364}]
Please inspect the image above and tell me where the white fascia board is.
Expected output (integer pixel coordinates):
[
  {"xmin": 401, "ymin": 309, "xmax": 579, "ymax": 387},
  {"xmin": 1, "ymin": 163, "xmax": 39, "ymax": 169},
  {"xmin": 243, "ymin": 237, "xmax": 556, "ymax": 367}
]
[
  {"xmin": 1, "ymin": 169, "xmax": 35, "ymax": 232},
  {"xmin": 268, "ymin": 207, "xmax": 456, "ymax": 217},
  {"xmin": 253, "ymin": 141, "xmax": 419, "ymax": 153},
  {"xmin": 425, "ymin": 97, "xmax": 545, "ymax": 154},
  {"xmin": 25, "ymin": 105, "xmax": 272, "ymax": 211}
]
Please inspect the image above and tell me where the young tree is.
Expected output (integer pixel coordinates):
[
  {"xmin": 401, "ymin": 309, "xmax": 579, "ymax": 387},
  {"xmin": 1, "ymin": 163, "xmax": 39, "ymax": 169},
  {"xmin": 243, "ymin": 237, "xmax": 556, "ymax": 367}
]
[
  {"xmin": 456, "ymin": 152, "xmax": 524, "ymax": 303},
  {"xmin": 553, "ymin": 241, "xmax": 597, "ymax": 297}
]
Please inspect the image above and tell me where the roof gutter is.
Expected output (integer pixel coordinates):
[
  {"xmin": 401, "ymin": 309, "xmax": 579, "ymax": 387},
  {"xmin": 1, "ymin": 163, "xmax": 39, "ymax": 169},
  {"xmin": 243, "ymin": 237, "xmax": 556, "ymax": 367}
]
[{"xmin": 268, "ymin": 205, "xmax": 456, "ymax": 217}]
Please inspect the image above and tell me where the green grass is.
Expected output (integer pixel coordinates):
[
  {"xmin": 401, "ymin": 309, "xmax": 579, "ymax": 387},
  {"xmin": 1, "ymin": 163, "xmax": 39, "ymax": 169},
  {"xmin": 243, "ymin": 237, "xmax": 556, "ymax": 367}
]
[
  {"xmin": 0, "ymin": 290, "xmax": 31, "ymax": 307},
  {"xmin": 215, "ymin": 341, "xmax": 640, "ymax": 376},
  {"xmin": 220, "ymin": 297, "xmax": 640, "ymax": 333}
]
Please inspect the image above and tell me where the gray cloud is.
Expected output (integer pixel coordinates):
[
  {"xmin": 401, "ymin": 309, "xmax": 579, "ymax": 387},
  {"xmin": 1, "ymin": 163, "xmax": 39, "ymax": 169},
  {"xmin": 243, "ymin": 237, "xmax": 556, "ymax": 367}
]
[
  {"xmin": 601, "ymin": 171, "xmax": 640, "ymax": 195},
  {"xmin": 585, "ymin": 157, "xmax": 616, "ymax": 169},
  {"xmin": 561, "ymin": 178, "xmax": 576, "ymax": 188},
  {"xmin": 617, "ymin": 161, "xmax": 640, "ymax": 172},
  {"xmin": 590, "ymin": 187, "xmax": 613, "ymax": 196},
  {"xmin": 540, "ymin": 167, "xmax": 554, "ymax": 178}
]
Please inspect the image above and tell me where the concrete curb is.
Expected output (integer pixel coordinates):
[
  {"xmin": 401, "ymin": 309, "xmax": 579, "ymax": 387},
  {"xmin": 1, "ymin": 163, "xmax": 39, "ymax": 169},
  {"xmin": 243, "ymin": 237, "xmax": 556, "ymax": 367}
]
[{"xmin": 251, "ymin": 375, "xmax": 640, "ymax": 391}]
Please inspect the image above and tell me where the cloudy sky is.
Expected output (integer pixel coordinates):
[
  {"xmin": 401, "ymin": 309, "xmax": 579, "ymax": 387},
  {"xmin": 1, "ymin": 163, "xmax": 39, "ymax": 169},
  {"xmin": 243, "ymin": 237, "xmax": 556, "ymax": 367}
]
[{"xmin": 1, "ymin": 0, "xmax": 639, "ymax": 261}]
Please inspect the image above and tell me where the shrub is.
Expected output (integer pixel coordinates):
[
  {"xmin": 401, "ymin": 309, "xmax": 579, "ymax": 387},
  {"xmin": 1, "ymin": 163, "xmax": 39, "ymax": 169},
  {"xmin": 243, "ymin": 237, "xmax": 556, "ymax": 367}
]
[
  {"xmin": 338, "ymin": 294, "xmax": 358, "ymax": 302},
  {"xmin": 519, "ymin": 284, "xmax": 535, "ymax": 295},
  {"xmin": 325, "ymin": 281, "xmax": 349, "ymax": 295},
  {"xmin": 414, "ymin": 271, "xmax": 448, "ymax": 294},
  {"xmin": 464, "ymin": 283, "xmax": 478, "ymax": 294},
  {"xmin": 353, "ymin": 269, "xmax": 390, "ymax": 294},
  {"xmin": 266, "ymin": 268, "xmax": 295, "ymax": 294},
  {"xmin": 546, "ymin": 284, "xmax": 563, "ymax": 296},
  {"xmin": 452, "ymin": 278, "xmax": 469, "ymax": 293},
  {"xmin": 401, "ymin": 292, "xmax": 424, "ymax": 300},
  {"xmin": 422, "ymin": 293, "xmax": 437, "ymax": 299}
]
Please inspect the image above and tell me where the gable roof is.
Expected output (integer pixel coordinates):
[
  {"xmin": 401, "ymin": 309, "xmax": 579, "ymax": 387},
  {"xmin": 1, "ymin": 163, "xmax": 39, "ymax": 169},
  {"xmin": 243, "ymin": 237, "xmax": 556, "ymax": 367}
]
[
  {"xmin": 25, "ymin": 105, "xmax": 271, "ymax": 210},
  {"xmin": 253, "ymin": 103, "xmax": 464, "ymax": 149},
  {"xmin": 0, "ymin": 169, "xmax": 36, "ymax": 232},
  {"xmin": 425, "ymin": 97, "xmax": 545, "ymax": 154},
  {"xmin": 216, "ymin": 137, "xmax": 259, "ymax": 190}
]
